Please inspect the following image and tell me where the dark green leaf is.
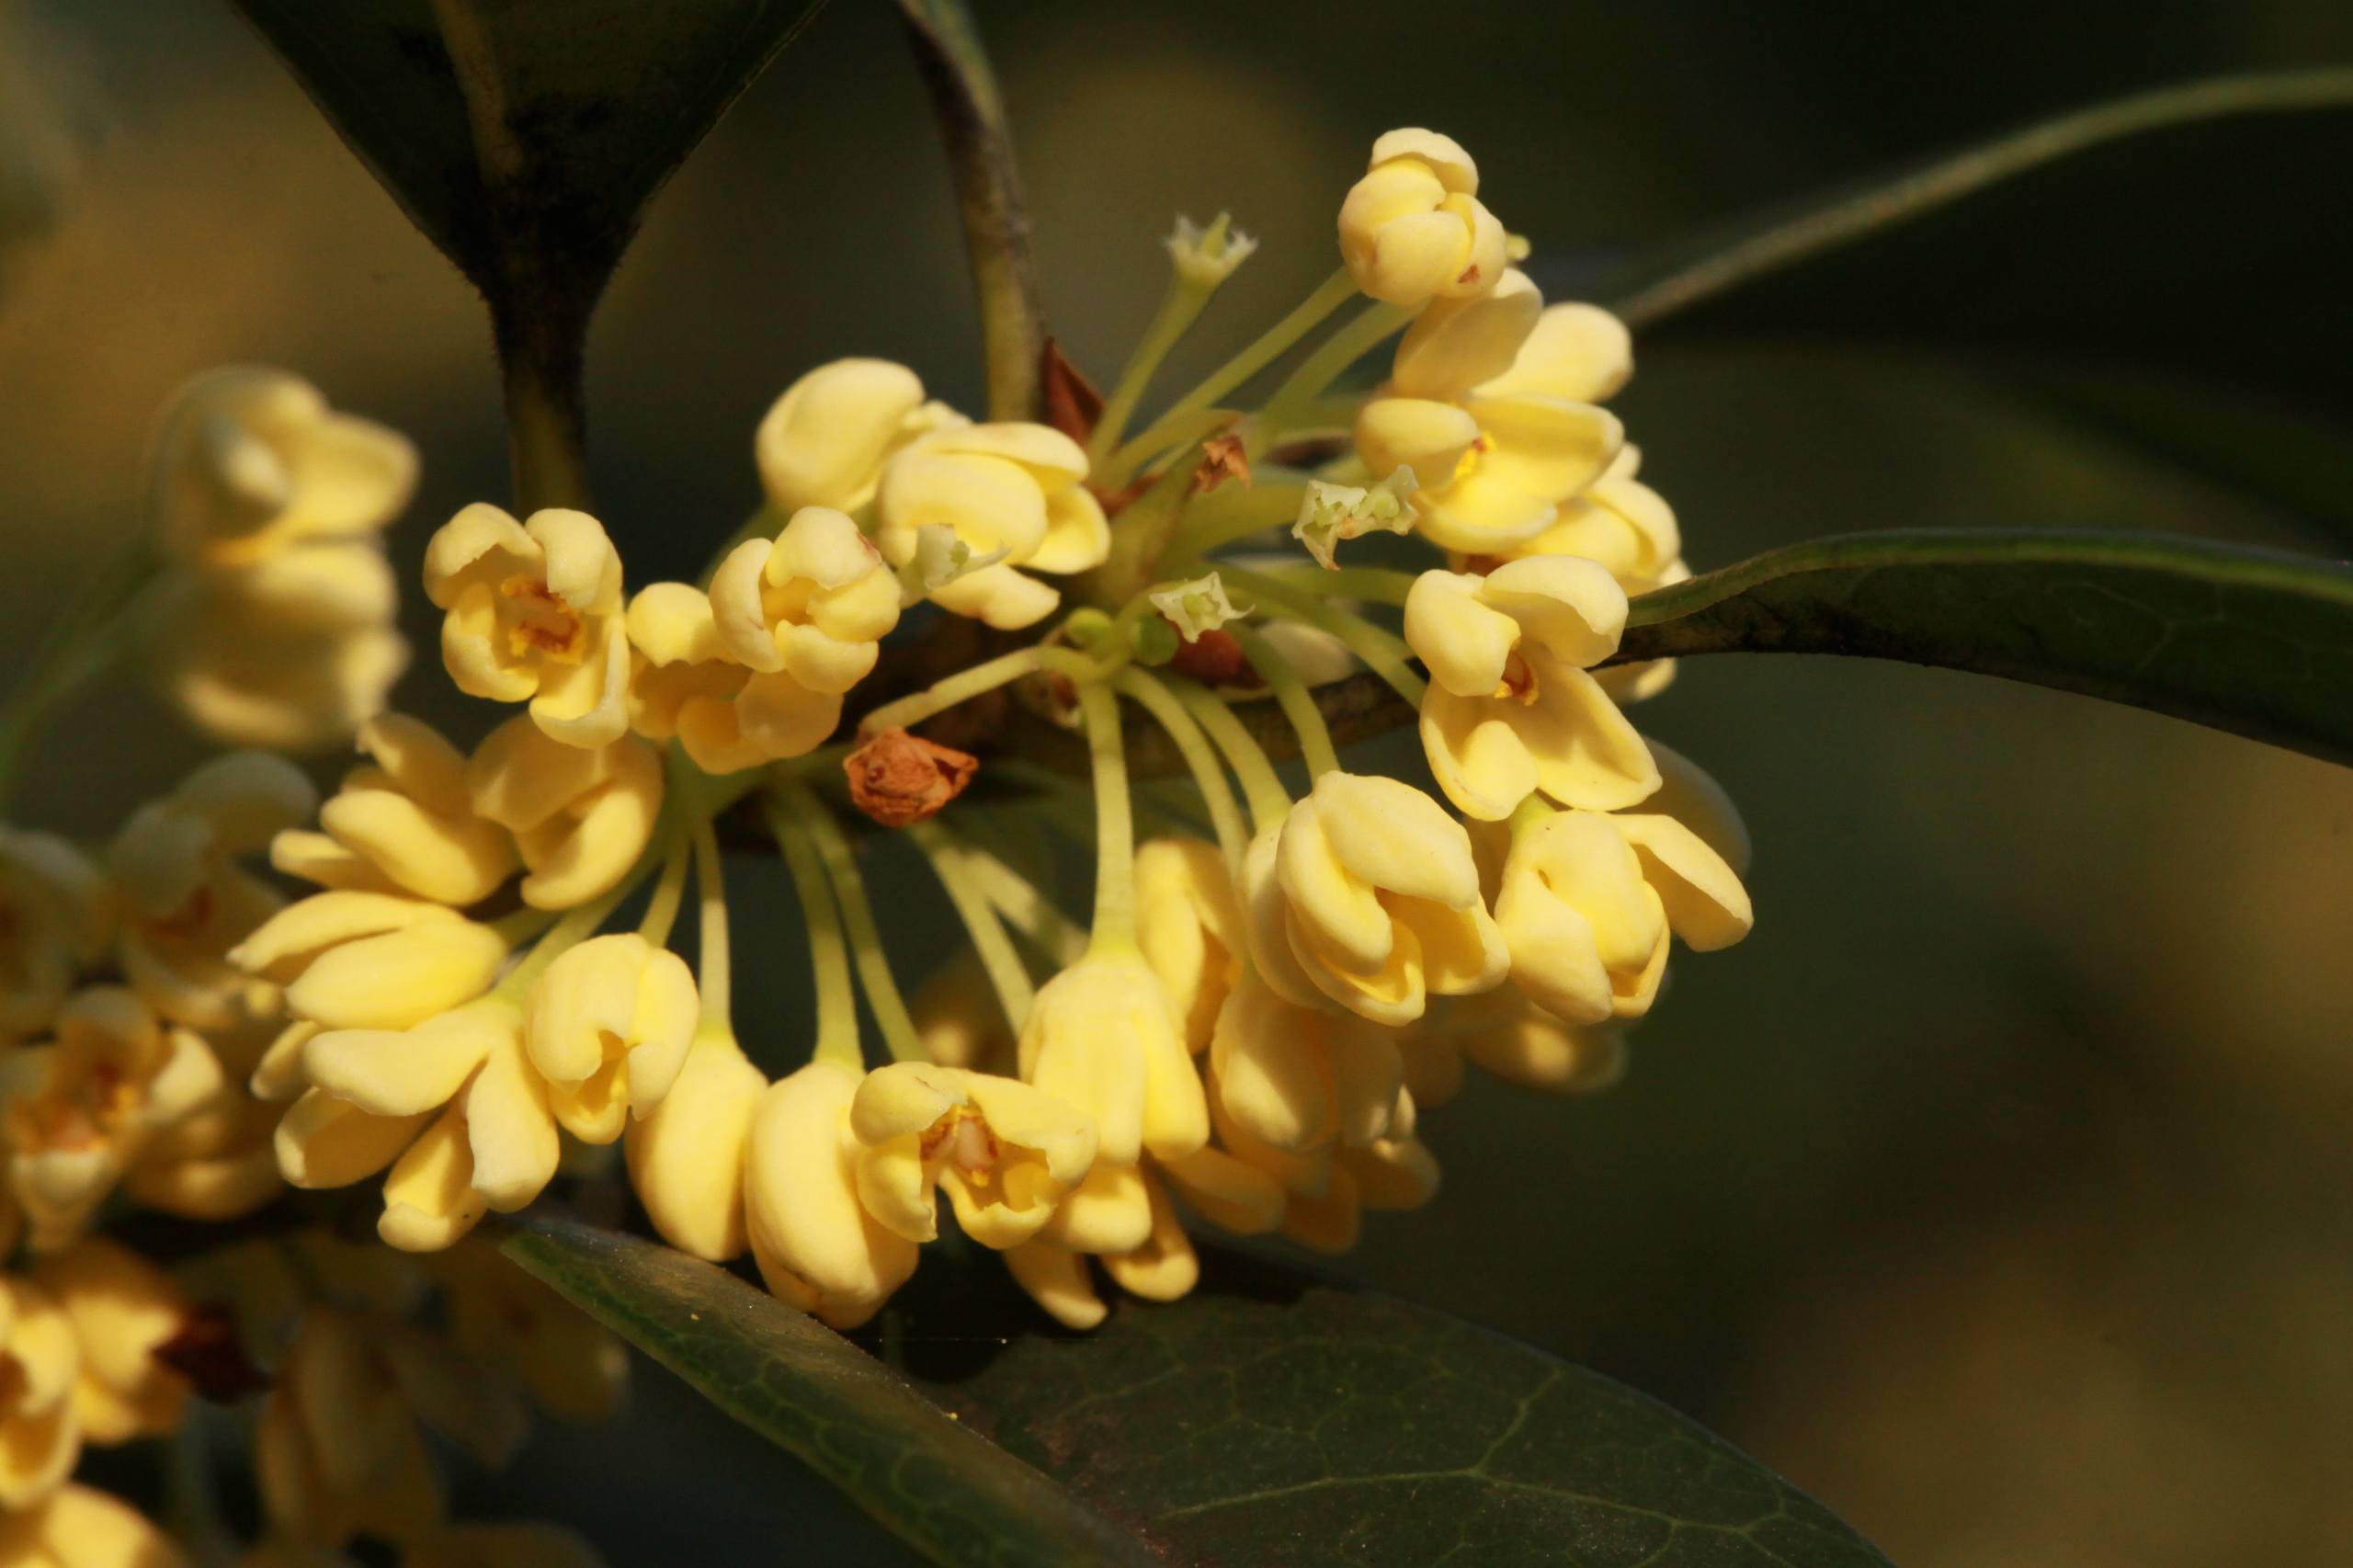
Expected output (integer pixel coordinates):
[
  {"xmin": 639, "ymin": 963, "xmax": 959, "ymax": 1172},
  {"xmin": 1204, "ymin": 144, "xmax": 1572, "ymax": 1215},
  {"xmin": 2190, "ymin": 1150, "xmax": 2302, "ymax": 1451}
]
[
  {"xmin": 895, "ymin": 0, "xmax": 1044, "ymax": 420},
  {"xmin": 498, "ymin": 1215, "xmax": 1157, "ymax": 1568},
  {"xmin": 1615, "ymin": 529, "xmax": 2353, "ymax": 765},
  {"xmin": 233, "ymin": 0, "xmax": 825, "ymax": 295},
  {"xmin": 232, "ymin": 0, "xmax": 828, "ymax": 506},
  {"xmin": 893, "ymin": 1247, "xmax": 1898, "ymax": 1568},
  {"xmin": 506, "ymin": 1217, "xmax": 1894, "ymax": 1567},
  {"xmin": 1597, "ymin": 69, "xmax": 2353, "ymax": 331}
]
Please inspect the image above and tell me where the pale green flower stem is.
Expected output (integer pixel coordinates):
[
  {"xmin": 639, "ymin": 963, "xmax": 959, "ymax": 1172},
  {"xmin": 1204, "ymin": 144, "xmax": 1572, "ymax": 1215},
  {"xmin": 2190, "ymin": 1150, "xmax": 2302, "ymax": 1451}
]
[
  {"xmin": 1076, "ymin": 680, "xmax": 1138, "ymax": 953},
  {"xmin": 907, "ymin": 817, "xmax": 1037, "ymax": 1033},
  {"xmin": 1110, "ymin": 665, "xmax": 1248, "ymax": 871},
  {"xmin": 767, "ymin": 800, "xmax": 860, "ymax": 1072},
  {"xmin": 1218, "ymin": 565, "xmax": 1428, "ymax": 705},
  {"xmin": 1167, "ymin": 675, "xmax": 1291, "ymax": 834},
  {"xmin": 1226, "ymin": 623, "xmax": 1340, "ymax": 779},
  {"xmin": 775, "ymin": 781, "xmax": 926, "ymax": 1064},
  {"xmin": 1103, "ymin": 267, "xmax": 1359, "ymax": 488},
  {"xmin": 1250, "ymin": 300, "xmax": 1416, "ymax": 460},
  {"xmin": 635, "ymin": 827, "xmax": 692, "ymax": 947},
  {"xmin": 941, "ymin": 835, "xmax": 1090, "ymax": 968},
  {"xmin": 858, "ymin": 642, "xmax": 1118, "ymax": 737},
  {"xmin": 1087, "ymin": 268, "xmax": 1222, "ymax": 467},
  {"xmin": 1156, "ymin": 480, "xmax": 1312, "ymax": 574}
]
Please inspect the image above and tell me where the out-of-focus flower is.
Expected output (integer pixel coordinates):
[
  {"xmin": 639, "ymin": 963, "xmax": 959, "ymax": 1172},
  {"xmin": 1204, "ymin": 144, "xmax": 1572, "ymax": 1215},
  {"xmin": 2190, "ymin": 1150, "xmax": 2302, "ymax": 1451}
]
[
  {"xmin": 109, "ymin": 751, "xmax": 313, "ymax": 1029},
  {"xmin": 1210, "ymin": 970, "xmax": 1401, "ymax": 1154},
  {"xmin": 0, "ymin": 1483, "xmax": 186, "ymax": 1567},
  {"xmin": 4, "ymin": 986, "xmax": 222, "ymax": 1249},
  {"xmin": 429, "ymin": 1242, "xmax": 628, "ymax": 1423},
  {"xmin": 1403, "ymin": 557, "xmax": 1656, "ymax": 821},
  {"xmin": 744, "ymin": 1062, "xmax": 919, "ymax": 1330},
  {"xmin": 425, "ymin": 505, "xmax": 630, "ymax": 748},
  {"xmin": 146, "ymin": 369, "xmax": 417, "ymax": 752},
  {"xmin": 0, "ymin": 1274, "xmax": 79, "ymax": 1508},
  {"xmin": 1337, "ymin": 129, "xmax": 1506, "ymax": 306},
  {"xmin": 31, "ymin": 1237, "xmax": 188, "ymax": 1443},
  {"xmin": 0, "ymin": 827, "xmax": 108, "ymax": 1042}
]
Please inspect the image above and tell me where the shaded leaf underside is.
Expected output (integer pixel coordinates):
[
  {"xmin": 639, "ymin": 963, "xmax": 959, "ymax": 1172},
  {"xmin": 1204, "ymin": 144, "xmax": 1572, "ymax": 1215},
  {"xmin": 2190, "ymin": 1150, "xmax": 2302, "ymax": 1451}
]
[{"xmin": 506, "ymin": 1217, "xmax": 1894, "ymax": 1567}]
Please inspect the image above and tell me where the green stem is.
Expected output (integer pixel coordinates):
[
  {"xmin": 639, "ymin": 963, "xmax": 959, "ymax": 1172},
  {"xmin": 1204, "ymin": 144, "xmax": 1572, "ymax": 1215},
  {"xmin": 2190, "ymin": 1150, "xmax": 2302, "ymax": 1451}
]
[
  {"xmin": 1089, "ymin": 269, "xmax": 1216, "ymax": 466},
  {"xmin": 858, "ymin": 646, "xmax": 1046, "ymax": 736},
  {"xmin": 690, "ymin": 816, "xmax": 733, "ymax": 1036},
  {"xmin": 1241, "ymin": 562, "xmax": 1419, "ymax": 605},
  {"xmin": 1220, "ymin": 565, "xmax": 1427, "ymax": 706},
  {"xmin": 1159, "ymin": 481, "xmax": 1312, "ymax": 574},
  {"xmin": 768, "ymin": 798, "xmax": 862, "ymax": 1071},
  {"xmin": 1111, "ymin": 666, "xmax": 1247, "ymax": 870},
  {"xmin": 1252, "ymin": 299, "xmax": 1415, "ymax": 457},
  {"xmin": 636, "ymin": 829, "xmax": 691, "ymax": 947},
  {"xmin": 1076, "ymin": 681, "xmax": 1137, "ymax": 951},
  {"xmin": 941, "ymin": 834, "xmax": 1090, "ymax": 968},
  {"xmin": 1227, "ymin": 624, "xmax": 1340, "ymax": 778},
  {"xmin": 1167, "ymin": 676, "xmax": 1291, "ymax": 833},
  {"xmin": 780, "ymin": 784, "xmax": 926, "ymax": 1065},
  {"xmin": 1105, "ymin": 267, "xmax": 1358, "ymax": 485},
  {"xmin": 907, "ymin": 818, "xmax": 1037, "ymax": 1030}
]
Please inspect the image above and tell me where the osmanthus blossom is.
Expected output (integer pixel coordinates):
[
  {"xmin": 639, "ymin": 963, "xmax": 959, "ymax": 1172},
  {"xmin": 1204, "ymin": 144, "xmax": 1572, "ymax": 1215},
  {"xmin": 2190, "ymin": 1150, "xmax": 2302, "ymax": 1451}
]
[
  {"xmin": 0, "ymin": 827, "xmax": 108, "ymax": 1042},
  {"xmin": 1337, "ymin": 129, "xmax": 1506, "ymax": 305},
  {"xmin": 147, "ymin": 369, "xmax": 417, "ymax": 752},
  {"xmin": 425, "ymin": 505, "xmax": 631, "ymax": 748},
  {"xmin": 1402, "ymin": 555, "xmax": 1658, "ymax": 822}
]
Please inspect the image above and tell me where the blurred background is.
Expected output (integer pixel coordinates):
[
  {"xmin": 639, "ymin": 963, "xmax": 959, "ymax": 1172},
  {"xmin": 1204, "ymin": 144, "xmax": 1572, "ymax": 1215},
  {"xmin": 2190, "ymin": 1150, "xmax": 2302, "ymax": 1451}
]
[{"xmin": 5, "ymin": 1, "xmax": 2352, "ymax": 1562}]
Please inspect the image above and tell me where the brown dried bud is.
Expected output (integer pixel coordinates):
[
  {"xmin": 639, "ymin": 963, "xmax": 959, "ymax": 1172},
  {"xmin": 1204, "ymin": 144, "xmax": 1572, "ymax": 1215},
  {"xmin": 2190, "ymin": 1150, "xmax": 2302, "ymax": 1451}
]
[
  {"xmin": 845, "ymin": 729, "xmax": 981, "ymax": 828},
  {"xmin": 1192, "ymin": 435, "xmax": 1252, "ymax": 494},
  {"xmin": 154, "ymin": 1301, "xmax": 267, "ymax": 1402},
  {"xmin": 1169, "ymin": 628, "xmax": 1261, "ymax": 687},
  {"xmin": 1040, "ymin": 338, "xmax": 1105, "ymax": 444}
]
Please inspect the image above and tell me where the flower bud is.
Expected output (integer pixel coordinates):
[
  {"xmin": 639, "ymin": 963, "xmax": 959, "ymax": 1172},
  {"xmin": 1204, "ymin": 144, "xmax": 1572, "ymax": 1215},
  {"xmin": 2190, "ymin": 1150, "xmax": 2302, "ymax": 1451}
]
[
  {"xmin": 1337, "ymin": 129, "xmax": 1506, "ymax": 306},
  {"xmin": 625, "ymin": 1036, "xmax": 767, "ymax": 1262},
  {"xmin": 744, "ymin": 1062, "xmax": 919, "ymax": 1329}
]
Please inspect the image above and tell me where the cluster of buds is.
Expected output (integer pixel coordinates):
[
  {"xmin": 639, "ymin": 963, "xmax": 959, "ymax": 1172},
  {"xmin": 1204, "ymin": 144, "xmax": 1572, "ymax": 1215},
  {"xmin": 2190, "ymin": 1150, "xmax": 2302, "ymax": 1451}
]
[{"xmin": 0, "ymin": 116, "xmax": 1758, "ymax": 1558}]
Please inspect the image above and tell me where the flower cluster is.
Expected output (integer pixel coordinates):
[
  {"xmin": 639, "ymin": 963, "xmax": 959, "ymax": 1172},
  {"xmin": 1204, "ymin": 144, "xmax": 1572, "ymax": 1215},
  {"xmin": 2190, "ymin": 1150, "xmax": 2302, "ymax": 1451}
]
[{"xmin": 0, "ymin": 119, "xmax": 1756, "ymax": 1554}]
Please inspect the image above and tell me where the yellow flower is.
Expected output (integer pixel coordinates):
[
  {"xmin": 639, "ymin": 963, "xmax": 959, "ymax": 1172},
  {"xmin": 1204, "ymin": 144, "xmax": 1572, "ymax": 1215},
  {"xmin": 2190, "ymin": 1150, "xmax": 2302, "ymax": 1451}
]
[
  {"xmin": 1017, "ymin": 952, "xmax": 1207, "ymax": 1171},
  {"xmin": 466, "ymin": 719, "xmax": 664, "ymax": 910},
  {"xmin": 109, "ymin": 752, "xmax": 314, "ymax": 1028},
  {"xmin": 1336, "ymin": 129, "xmax": 1506, "ymax": 305},
  {"xmin": 1246, "ymin": 774, "xmax": 1507, "ymax": 1026},
  {"xmin": 1209, "ymin": 971, "xmax": 1402, "ymax": 1154},
  {"xmin": 756, "ymin": 358, "xmax": 947, "ymax": 517},
  {"xmin": 744, "ymin": 1062, "xmax": 919, "ymax": 1330},
  {"xmin": 151, "ymin": 543, "xmax": 410, "ymax": 753},
  {"xmin": 710, "ymin": 505, "xmax": 902, "ymax": 692},
  {"xmin": 1427, "ymin": 990, "xmax": 1626, "ymax": 1094},
  {"xmin": 1493, "ymin": 802, "xmax": 1752, "ymax": 1025},
  {"xmin": 1356, "ymin": 274, "xmax": 1628, "ymax": 555},
  {"xmin": 624, "ymin": 1034, "xmax": 767, "ymax": 1262},
  {"xmin": 290, "ymin": 1000, "xmax": 563, "ymax": 1251},
  {"xmin": 1133, "ymin": 836, "xmax": 1245, "ymax": 1054},
  {"xmin": 875, "ymin": 422, "xmax": 1111, "ymax": 631},
  {"xmin": 151, "ymin": 369, "xmax": 416, "ymax": 570},
  {"xmin": 123, "ymin": 1059, "xmax": 283, "ymax": 1223},
  {"xmin": 522, "ymin": 934, "xmax": 698, "ymax": 1142},
  {"xmin": 623, "ymin": 582, "xmax": 843, "ymax": 772},
  {"xmin": 1479, "ymin": 444, "xmax": 1681, "ymax": 594},
  {"xmin": 429, "ymin": 1240, "xmax": 628, "ymax": 1423},
  {"xmin": 4, "ymin": 987, "xmax": 223, "ymax": 1249},
  {"xmin": 269, "ymin": 715, "xmax": 517, "ymax": 907},
  {"xmin": 1403, "ymin": 557, "xmax": 1656, "ymax": 821},
  {"xmin": 256, "ymin": 1307, "xmax": 523, "ymax": 1551},
  {"xmin": 424, "ymin": 504, "xmax": 630, "ymax": 748},
  {"xmin": 232, "ymin": 891, "xmax": 507, "ymax": 1034},
  {"xmin": 0, "ymin": 1275, "xmax": 79, "ymax": 1509},
  {"xmin": 31, "ymin": 1238, "xmax": 188, "ymax": 1444},
  {"xmin": 1005, "ymin": 1168, "xmax": 1199, "ymax": 1331},
  {"xmin": 1203, "ymin": 1066, "xmax": 1438, "ymax": 1256},
  {"xmin": 0, "ymin": 1482, "xmax": 187, "ymax": 1565},
  {"xmin": 145, "ymin": 369, "xmax": 415, "ymax": 754},
  {"xmin": 1155, "ymin": 1143, "xmax": 1285, "ymax": 1236},
  {"xmin": 0, "ymin": 827, "xmax": 108, "ymax": 1041},
  {"xmin": 848, "ymin": 1062, "xmax": 1096, "ymax": 1250}
]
